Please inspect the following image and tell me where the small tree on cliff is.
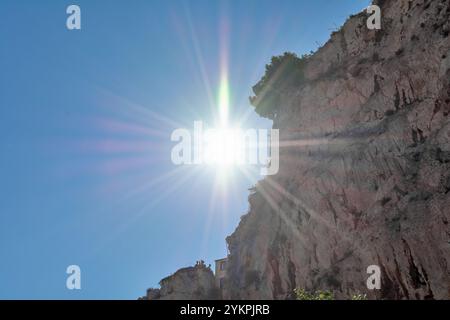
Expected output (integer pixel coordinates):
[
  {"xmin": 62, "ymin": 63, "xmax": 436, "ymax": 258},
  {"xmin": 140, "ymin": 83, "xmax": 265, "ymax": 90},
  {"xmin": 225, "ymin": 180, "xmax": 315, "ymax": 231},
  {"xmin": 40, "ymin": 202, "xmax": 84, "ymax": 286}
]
[{"xmin": 250, "ymin": 52, "xmax": 310, "ymax": 119}]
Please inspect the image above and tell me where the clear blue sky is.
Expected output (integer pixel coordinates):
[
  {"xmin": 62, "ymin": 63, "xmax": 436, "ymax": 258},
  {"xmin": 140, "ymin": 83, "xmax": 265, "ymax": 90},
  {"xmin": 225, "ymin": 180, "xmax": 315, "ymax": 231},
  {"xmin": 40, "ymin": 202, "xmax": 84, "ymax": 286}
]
[{"xmin": 0, "ymin": 0, "xmax": 370, "ymax": 299}]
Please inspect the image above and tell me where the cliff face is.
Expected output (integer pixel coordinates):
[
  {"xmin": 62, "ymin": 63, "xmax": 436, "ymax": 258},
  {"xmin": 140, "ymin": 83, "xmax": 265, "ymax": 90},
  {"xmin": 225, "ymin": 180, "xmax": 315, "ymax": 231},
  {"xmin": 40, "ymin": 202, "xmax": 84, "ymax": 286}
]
[
  {"xmin": 225, "ymin": 0, "xmax": 450, "ymax": 299},
  {"xmin": 142, "ymin": 263, "xmax": 220, "ymax": 300}
]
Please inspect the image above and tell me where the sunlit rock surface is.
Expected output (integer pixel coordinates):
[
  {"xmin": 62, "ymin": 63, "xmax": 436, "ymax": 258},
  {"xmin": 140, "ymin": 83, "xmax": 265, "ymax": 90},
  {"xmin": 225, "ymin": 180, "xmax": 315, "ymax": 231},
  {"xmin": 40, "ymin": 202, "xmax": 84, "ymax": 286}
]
[
  {"xmin": 141, "ymin": 263, "xmax": 220, "ymax": 300},
  {"xmin": 225, "ymin": 0, "xmax": 450, "ymax": 300}
]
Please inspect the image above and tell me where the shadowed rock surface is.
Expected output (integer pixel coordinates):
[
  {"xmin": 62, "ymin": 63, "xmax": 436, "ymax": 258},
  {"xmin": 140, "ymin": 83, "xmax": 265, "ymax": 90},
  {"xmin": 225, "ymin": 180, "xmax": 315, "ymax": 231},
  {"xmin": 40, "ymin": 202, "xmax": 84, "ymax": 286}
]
[{"xmin": 225, "ymin": 0, "xmax": 450, "ymax": 300}]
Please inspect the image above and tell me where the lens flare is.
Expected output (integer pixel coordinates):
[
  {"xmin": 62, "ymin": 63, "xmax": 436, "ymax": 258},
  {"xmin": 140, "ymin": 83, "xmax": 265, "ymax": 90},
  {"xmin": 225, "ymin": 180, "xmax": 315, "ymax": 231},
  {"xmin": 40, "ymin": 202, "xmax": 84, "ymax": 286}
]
[{"xmin": 218, "ymin": 72, "xmax": 229, "ymax": 127}]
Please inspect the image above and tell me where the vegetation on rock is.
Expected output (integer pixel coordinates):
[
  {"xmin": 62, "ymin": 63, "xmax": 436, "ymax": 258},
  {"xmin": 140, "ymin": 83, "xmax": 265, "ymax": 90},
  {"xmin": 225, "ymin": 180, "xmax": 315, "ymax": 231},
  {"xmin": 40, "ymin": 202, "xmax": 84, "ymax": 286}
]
[
  {"xmin": 250, "ymin": 52, "xmax": 310, "ymax": 119},
  {"xmin": 294, "ymin": 288, "xmax": 368, "ymax": 300}
]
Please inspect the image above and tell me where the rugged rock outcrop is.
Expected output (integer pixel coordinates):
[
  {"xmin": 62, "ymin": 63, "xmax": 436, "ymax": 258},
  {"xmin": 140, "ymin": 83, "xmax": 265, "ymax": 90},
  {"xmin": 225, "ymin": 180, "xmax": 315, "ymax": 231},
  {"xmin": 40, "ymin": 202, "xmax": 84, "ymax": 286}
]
[
  {"xmin": 225, "ymin": 0, "xmax": 450, "ymax": 300},
  {"xmin": 145, "ymin": 0, "xmax": 450, "ymax": 300},
  {"xmin": 141, "ymin": 263, "xmax": 220, "ymax": 300}
]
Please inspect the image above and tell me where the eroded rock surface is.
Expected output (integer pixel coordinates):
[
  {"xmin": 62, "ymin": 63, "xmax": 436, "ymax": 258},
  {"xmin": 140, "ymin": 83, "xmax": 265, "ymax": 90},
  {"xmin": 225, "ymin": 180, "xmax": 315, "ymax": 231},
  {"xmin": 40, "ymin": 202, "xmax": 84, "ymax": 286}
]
[
  {"xmin": 141, "ymin": 263, "xmax": 220, "ymax": 300},
  {"xmin": 225, "ymin": 0, "xmax": 450, "ymax": 300}
]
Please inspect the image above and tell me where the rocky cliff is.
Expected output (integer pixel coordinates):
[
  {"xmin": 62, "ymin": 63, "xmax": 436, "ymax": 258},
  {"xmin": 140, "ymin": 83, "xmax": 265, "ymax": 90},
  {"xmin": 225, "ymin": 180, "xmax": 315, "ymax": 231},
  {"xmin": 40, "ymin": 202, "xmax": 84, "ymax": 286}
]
[
  {"xmin": 140, "ymin": 262, "xmax": 220, "ymax": 300},
  {"xmin": 146, "ymin": 0, "xmax": 450, "ymax": 300},
  {"xmin": 225, "ymin": 0, "xmax": 450, "ymax": 300}
]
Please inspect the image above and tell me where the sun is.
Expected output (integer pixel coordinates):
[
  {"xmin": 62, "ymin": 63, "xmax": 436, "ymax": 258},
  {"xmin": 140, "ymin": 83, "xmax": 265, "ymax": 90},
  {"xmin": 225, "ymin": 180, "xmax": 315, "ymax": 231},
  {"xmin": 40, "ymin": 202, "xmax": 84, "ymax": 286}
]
[
  {"xmin": 202, "ymin": 71, "xmax": 247, "ymax": 176},
  {"xmin": 203, "ymin": 127, "xmax": 245, "ymax": 168}
]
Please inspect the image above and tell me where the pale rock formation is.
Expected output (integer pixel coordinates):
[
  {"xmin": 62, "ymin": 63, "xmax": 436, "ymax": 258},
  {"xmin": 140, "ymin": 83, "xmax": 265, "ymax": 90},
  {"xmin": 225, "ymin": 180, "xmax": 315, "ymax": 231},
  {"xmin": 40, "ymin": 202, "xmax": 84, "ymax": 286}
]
[
  {"xmin": 141, "ymin": 263, "xmax": 220, "ymax": 300},
  {"xmin": 225, "ymin": 0, "xmax": 450, "ymax": 300}
]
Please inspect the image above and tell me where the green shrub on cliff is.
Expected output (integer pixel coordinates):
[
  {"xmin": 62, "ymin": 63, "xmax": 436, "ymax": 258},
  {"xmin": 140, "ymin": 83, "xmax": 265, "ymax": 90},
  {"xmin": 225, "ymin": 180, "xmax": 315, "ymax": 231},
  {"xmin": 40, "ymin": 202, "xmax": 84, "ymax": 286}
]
[
  {"xmin": 250, "ymin": 52, "xmax": 310, "ymax": 119},
  {"xmin": 294, "ymin": 289, "xmax": 334, "ymax": 300},
  {"xmin": 350, "ymin": 293, "xmax": 368, "ymax": 300},
  {"xmin": 294, "ymin": 288, "xmax": 368, "ymax": 300}
]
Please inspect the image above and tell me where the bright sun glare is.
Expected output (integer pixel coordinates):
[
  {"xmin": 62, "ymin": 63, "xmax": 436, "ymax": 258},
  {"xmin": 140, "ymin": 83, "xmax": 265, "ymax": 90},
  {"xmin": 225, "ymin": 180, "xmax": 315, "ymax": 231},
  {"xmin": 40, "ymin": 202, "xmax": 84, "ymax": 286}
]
[{"xmin": 204, "ymin": 71, "xmax": 245, "ymax": 173}]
